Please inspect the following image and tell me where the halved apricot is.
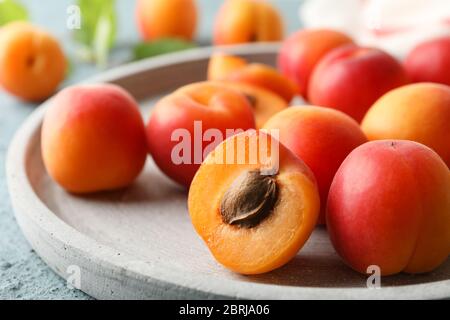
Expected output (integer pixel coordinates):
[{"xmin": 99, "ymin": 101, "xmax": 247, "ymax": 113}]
[
  {"xmin": 207, "ymin": 53, "xmax": 247, "ymax": 81},
  {"xmin": 188, "ymin": 130, "xmax": 320, "ymax": 274},
  {"xmin": 226, "ymin": 63, "xmax": 299, "ymax": 103},
  {"xmin": 207, "ymin": 53, "xmax": 299, "ymax": 103},
  {"xmin": 218, "ymin": 82, "xmax": 288, "ymax": 128}
]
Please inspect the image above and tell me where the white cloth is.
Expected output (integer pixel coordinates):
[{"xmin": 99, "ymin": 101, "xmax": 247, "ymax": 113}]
[{"xmin": 299, "ymin": 0, "xmax": 450, "ymax": 57}]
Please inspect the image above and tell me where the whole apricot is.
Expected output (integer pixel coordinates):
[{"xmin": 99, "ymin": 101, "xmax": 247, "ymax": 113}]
[
  {"xmin": 308, "ymin": 45, "xmax": 409, "ymax": 122},
  {"xmin": 136, "ymin": 0, "xmax": 197, "ymax": 41},
  {"xmin": 405, "ymin": 36, "xmax": 450, "ymax": 86},
  {"xmin": 41, "ymin": 84, "xmax": 148, "ymax": 193},
  {"xmin": 263, "ymin": 106, "xmax": 367, "ymax": 224},
  {"xmin": 0, "ymin": 22, "xmax": 66, "ymax": 102},
  {"xmin": 278, "ymin": 29, "xmax": 353, "ymax": 97},
  {"xmin": 146, "ymin": 82, "xmax": 255, "ymax": 187},
  {"xmin": 361, "ymin": 83, "xmax": 450, "ymax": 167},
  {"xmin": 327, "ymin": 140, "xmax": 450, "ymax": 275},
  {"xmin": 213, "ymin": 0, "xmax": 283, "ymax": 45}
]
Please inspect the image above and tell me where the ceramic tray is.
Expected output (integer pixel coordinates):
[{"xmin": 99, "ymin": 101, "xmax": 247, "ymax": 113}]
[{"xmin": 7, "ymin": 44, "xmax": 450, "ymax": 299}]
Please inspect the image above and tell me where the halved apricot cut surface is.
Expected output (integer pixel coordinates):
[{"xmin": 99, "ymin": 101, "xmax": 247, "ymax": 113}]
[
  {"xmin": 188, "ymin": 130, "xmax": 320, "ymax": 274},
  {"xmin": 218, "ymin": 82, "xmax": 288, "ymax": 128}
]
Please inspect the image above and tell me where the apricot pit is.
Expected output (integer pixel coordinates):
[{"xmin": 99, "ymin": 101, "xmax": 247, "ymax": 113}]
[{"xmin": 220, "ymin": 169, "xmax": 279, "ymax": 228}]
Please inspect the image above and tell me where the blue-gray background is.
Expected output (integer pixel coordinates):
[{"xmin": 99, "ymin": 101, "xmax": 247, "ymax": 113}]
[{"xmin": 0, "ymin": 0, "xmax": 301, "ymax": 299}]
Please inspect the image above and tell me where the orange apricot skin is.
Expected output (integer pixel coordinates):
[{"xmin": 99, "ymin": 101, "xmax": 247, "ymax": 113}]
[
  {"xmin": 41, "ymin": 84, "xmax": 148, "ymax": 193},
  {"xmin": 188, "ymin": 130, "xmax": 320, "ymax": 274},
  {"xmin": 263, "ymin": 106, "xmax": 367, "ymax": 224},
  {"xmin": 0, "ymin": 22, "xmax": 66, "ymax": 102},
  {"xmin": 146, "ymin": 82, "xmax": 255, "ymax": 187},
  {"xmin": 213, "ymin": 0, "xmax": 283, "ymax": 45},
  {"xmin": 136, "ymin": 0, "xmax": 197, "ymax": 41},
  {"xmin": 327, "ymin": 140, "xmax": 450, "ymax": 276},
  {"xmin": 361, "ymin": 83, "xmax": 450, "ymax": 167},
  {"xmin": 278, "ymin": 29, "xmax": 353, "ymax": 97}
]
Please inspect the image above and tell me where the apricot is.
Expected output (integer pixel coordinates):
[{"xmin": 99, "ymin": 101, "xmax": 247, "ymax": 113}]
[
  {"xmin": 327, "ymin": 140, "xmax": 450, "ymax": 275},
  {"xmin": 41, "ymin": 84, "xmax": 148, "ymax": 193},
  {"xmin": 361, "ymin": 83, "xmax": 450, "ymax": 167},
  {"xmin": 308, "ymin": 45, "xmax": 409, "ymax": 122},
  {"xmin": 0, "ymin": 21, "xmax": 66, "ymax": 102},
  {"xmin": 405, "ymin": 36, "xmax": 450, "ymax": 86},
  {"xmin": 213, "ymin": 0, "xmax": 283, "ymax": 45},
  {"xmin": 136, "ymin": 0, "xmax": 197, "ymax": 41},
  {"xmin": 188, "ymin": 130, "xmax": 320, "ymax": 274},
  {"xmin": 263, "ymin": 106, "xmax": 367, "ymax": 224},
  {"xmin": 219, "ymin": 82, "xmax": 288, "ymax": 129},
  {"xmin": 278, "ymin": 29, "xmax": 354, "ymax": 97},
  {"xmin": 146, "ymin": 82, "xmax": 255, "ymax": 187},
  {"xmin": 207, "ymin": 53, "xmax": 247, "ymax": 81},
  {"xmin": 226, "ymin": 63, "xmax": 298, "ymax": 103},
  {"xmin": 207, "ymin": 53, "xmax": 298, "ymax": 103}
]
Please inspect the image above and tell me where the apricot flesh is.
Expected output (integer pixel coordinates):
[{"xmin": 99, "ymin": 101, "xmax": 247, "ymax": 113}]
[
  {"xmin": 207, "ymin": 53, "xmax": 298, "ymax": 103},
  {"xmin": 207, "ymin": 53, "xmax": 247, "ymax": 81},
  {"xmin": 218, "ymin": 82, "xmax": 288, "ymax": 129},
  {"xmin": 226, "ymin": 63, "xmax": 298, "ymax": 103},
  {"xmin": 188, "ymin": 130, "xmax": 320, "ymax": 274}
]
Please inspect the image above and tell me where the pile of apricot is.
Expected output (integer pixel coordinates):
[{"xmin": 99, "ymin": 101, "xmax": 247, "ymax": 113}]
[{"xmin": 4, "ymin": 6, "xmax": 448, "ymax": 278}]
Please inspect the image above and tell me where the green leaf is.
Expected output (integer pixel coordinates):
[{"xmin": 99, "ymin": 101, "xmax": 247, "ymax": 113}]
[
  {"xmin": 133, "ymin": 38, "xmax": 197, "ymax": 60},
  {"xmin": 93, "ymin": 12, "xmax": 114, "ymax": 67},
  {"xmin": 74, "ymin": 0, "xmax": 117, "ymax": 66},
  {"xmin": 0, "ymin": 0, "xmax": 28, "ymax": 26}
]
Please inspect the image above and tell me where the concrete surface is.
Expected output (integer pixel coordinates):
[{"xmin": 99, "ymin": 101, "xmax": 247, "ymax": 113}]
[{"xmin": 0, "ymin": 0, "xmax": 301, "ymax": 300}]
